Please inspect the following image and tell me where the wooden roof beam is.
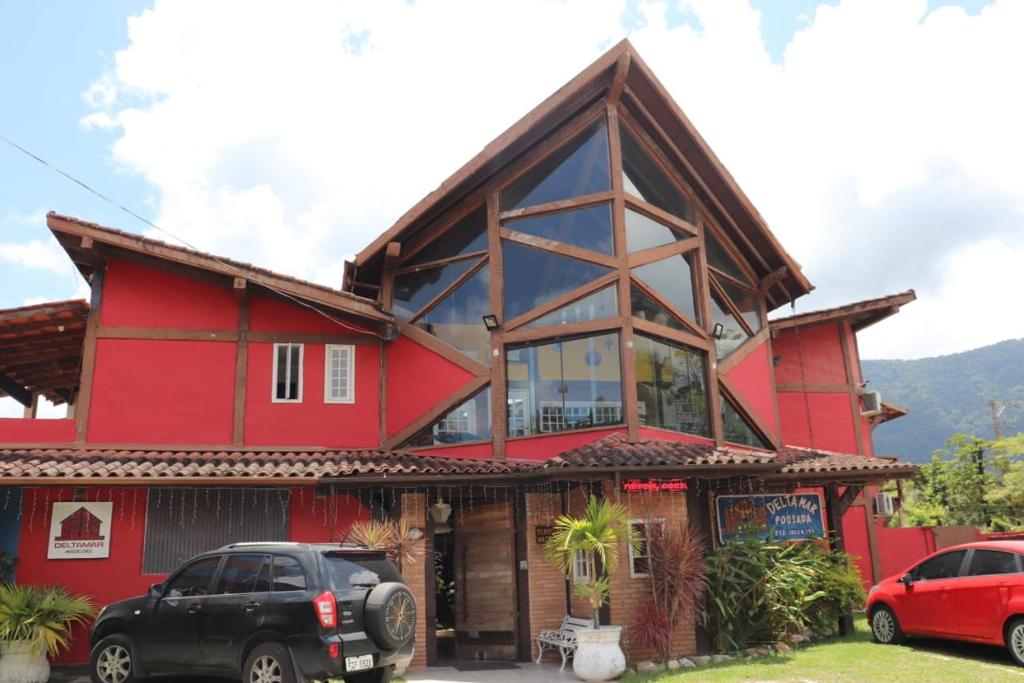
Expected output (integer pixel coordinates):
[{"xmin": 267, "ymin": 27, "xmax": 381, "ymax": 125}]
[{"xmin": 0, "ymin": 371, "xmax": 33, "ymax": 407}]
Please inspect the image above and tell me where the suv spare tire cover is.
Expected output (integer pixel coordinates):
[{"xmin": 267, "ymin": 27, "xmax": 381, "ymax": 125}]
[{"xmin": 364, "ymin": 582, "xmax": 417, "ymax": 650}]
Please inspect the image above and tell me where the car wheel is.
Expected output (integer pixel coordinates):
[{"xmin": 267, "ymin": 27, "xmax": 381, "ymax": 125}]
[
  {"xmin": 1006, "ymin": 618, "xmax": 1024, "ymax": 666},
  {"xmin": 90, "ymin": 634, "xmax": 138, "ymax": 683},
  {"xmin": 243, "ymin": 642, "xmax": 296, "ymax": 683},
  {"xmin": 871, "ymin": 604, "xmax": 905, "ymax": 644},
  {"xmin": 344, "ymin": 665, "xmax": 394, "ymax": 683},
  {"xmin": 364, "ymin": 582, "xmax": 417, "ymax": 651}
]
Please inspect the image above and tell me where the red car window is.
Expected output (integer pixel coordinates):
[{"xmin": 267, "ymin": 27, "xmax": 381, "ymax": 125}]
[
  {"xmin": 967, "ymin": 549, "xmax": 1020, "ymax": 576},
  {"xmin": 913, "ymin": 550, "xmax": 967, "ymax": 581}
]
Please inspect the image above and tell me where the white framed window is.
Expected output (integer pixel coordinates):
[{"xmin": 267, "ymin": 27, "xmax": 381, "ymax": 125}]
[
  {"xmin": 572, "ymin": 549, "xmax": 591, "ymax": 585},
  {"xmin": 629, "ymin": 519, "xmax": 664, "ymax": 578},
  {"xmin": 324, "ymin": 344, "xmax": 355, "ymax": 404},
  {"xmin": 273, "ymin": 343, "xmax": 303, "ymax": 402}
]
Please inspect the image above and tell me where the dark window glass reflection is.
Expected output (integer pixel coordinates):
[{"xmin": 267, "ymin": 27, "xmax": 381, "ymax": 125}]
[
  {"xmin": 710, "ymin": 291, "xmax": 749, "ymax": 360},
  {"xmin": 505, "ymin": 204, "xmax": 614, "ymax": 255},
  {"xmin": 405, "ymin": 207, "xmax": 488, "ymax": 267},
  {"xmin": 502, "ymin": 122, "xmax": 610, "ymax": 210},
  {"xmin": 634, "ymin": 335, "xmax": 709, "ymax": 437},
  {"xmin": 720, "ymin": 280, "xmax": 761, "ymax": 333},
  {"xmin": 620, "ymin": 126, "xmax": 691, "ymax": 221},
  {"xmin": 414, "ymin": 265, "xmax": 491, "ymax": 365},
  {"xmin": 506, "ymin": 333, "xmax": 623, "ymax": 437},
  {"xmin": 625, "ymin": 208, "xmax": 686, "ymax": 253},
  {"xmin": 721, "ymin": 396, "xmax": 769, "ymax": 449},
  {"xmin": 630, "ymin": 284, "xmax": 686, "ymax": 331},
  {"xmin": 405, "ymin": 388, "xmax": 493, "ymax": 447},
  {"xmin": 502, "ymin": 243, "xmax": 611, "ymax": 321},
  {"xmin": 393, "ymin": 258, "xmax": 477, "ymax": 319},
  {"xmin": 524, "ymin": 285, "xmax": 618, "ymax": 329},
  {"xmin": 631, "ymin": 254, "xmax": 698, "ymax": 324},
  {"xmin": 705, "ymin": 229, "xmax": 750, "ymax": 283}
]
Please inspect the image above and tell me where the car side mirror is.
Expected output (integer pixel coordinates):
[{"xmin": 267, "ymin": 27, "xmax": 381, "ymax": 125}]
[
  {"xmin": 899, "ymin": 573, "xmax": 914, "ymax": 587},
  {"xmin": 149, "ymin": 583, "xmax": 163, "ymax": 599}
]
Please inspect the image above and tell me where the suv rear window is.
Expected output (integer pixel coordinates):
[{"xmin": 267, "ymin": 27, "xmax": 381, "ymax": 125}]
[{"xmin": 323, "ymin": 554, "xmax": 402, "ymax": 590}]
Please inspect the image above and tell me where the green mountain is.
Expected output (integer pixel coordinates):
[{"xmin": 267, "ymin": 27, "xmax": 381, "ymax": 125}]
[{"xmin": 863, "ymin": 339, "xmax": 1024, "ymax": 462}]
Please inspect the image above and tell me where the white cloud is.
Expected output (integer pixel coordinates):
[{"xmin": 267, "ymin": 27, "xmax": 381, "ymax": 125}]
[
  {"xmin": 0, "ymin": 239, "xmax": 68, "ymax": 275},
  {"xmin": 83, "ymin": 0, "xmax": 1024, "ymax": 359}
]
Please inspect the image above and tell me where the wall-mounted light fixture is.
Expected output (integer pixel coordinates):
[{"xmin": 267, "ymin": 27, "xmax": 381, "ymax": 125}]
[
  {"xmin": 482, "ymin": 314, "xmax": 500, "ymax": 331},
  {"xmin": 712, "ymin": 323, "xmax": 724, "ymax": 340}
]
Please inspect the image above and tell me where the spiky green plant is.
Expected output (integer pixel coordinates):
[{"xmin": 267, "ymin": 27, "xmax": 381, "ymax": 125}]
[
  {"xmin": 0, "ymin": 584, "xmax": 95, "ymax": 657},
  {"xmin": 347, "ymin": 518, "xmax": 422, "ymax": 573},
  {"xmin": 545, "ymin": 496, "xmax": 638, "ymax": 626}
]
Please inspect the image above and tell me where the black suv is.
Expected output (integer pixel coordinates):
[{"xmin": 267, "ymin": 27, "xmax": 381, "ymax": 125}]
[{"xmin": 88, "ymin": 542, "xmax": 416, "ymax": 683}]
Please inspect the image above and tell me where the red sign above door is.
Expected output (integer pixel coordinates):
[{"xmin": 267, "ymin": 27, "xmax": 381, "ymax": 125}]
[{"xmin": 619, "ymin": 478, "xmax": 688, "ymax": 493}]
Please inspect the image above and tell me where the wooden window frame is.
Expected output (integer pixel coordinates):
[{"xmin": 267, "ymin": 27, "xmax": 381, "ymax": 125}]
[
  {"xmin": 628, "ymin": 518, "xmax": 664, "ymax": 579},
  {"xmin": 272, "ymin": 342, "xmax": 303, "ymax": 403},
  {"xmin": 324, "ymin": 344, "xmax": 356, "ymax": 404}
]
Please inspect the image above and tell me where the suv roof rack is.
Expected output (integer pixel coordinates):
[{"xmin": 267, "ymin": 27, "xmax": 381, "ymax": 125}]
[{"xmin": 220, "ymin": 542, "xmax": 304, "ymax": 549}]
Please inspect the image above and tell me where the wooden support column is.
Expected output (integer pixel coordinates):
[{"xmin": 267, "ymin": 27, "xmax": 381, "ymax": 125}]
[
  {"xmin": 75, "ymin": 267, "xmax": 105, "ymax": 442},
  {"xmin": 513, "ymin": 487, "xmax": 532, "ymax": 661},
  {"xmin": 686, "ymin": 482, "xmax": 713, "ymax": 655},
  {"xmin": 825, "ymin": 484, "xmax": 855, "ymax": 636},
  {"xmin": 232, "ymin": 277, "xmax": 249, "ymax": 445},
  {"xmin": 487, "ymin": 190, "xmax": 508, "ymax": 459},
  {"xmin": 695, "ymin": 211, "xmax": 725, "ymax": 446},
  {"xmin": 379, "ymin": 242, "xmax": 401, "ymax": 313}
]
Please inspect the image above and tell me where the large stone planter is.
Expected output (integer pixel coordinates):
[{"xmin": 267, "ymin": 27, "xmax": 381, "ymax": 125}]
[
  {"xmin": 572, "ymin": 626, "xmax": 626, "ymax": 682},
  {"xmin": 0, "ymin": 640, "xmax": 50, "ymax": 683}
]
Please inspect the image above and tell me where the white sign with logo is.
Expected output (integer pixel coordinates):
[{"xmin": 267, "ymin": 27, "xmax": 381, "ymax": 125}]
[{"xmin": 47, "ymin": 501, "xmax": 113, "ymax": 559}]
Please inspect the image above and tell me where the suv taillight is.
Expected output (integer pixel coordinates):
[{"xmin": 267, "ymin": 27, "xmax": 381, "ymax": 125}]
[{"xmin": 313, "ymin": 591, "xmax": 337, "ymax": 628}]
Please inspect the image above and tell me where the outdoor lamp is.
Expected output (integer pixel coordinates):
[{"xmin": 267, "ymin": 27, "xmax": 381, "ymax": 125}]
[
  {"xmin": 712, "ymin": 322, "xmax": 724, "ymax": 339},
  {"xmin": 482, "ymin": 314, "xmax": 500, "ymax": 331},
  {"xmin": 430, "ymin": 499, "xmax": 452, "ymax": 524}
]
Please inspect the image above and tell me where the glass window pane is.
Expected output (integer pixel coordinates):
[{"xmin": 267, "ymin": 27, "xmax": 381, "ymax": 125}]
[
  {"xmin": 506, "ymin": 333, "xmax": 623, "ymax": 437},
  {"xmin": 502, "ymin": 243, "xmax": 612, "ymax": 321},
  {"xmin": 404, "ymin": 388, "xmax": 492, "ymax": 447},
  {"xmin": 968, "ymin": 550, "xmax": 1019, "ymax": 576},
  {"xmin": 720, "ymin": 280, "xmax": 761, "ymax": 333},
  {"xmin": 524, "ymin": 285, "xmax": 618, "ymax": 329},
  {"xmin": 504, "ymin": 204, "xmax": 614, "ymax": 255},
  {"xmin": 501, "ymin": 121, "xmax": 610, "ymax": 210},
  {"xmin": 414, "ymin": 265, "xmax": 491, "ymax": 365},
  {"xmin": 215, "ymin": 554, "xmax": 270, "ymax": 595},
  {"xmin": 634, "ymin": 334, "xmax": 709, "ymax": 437},
  {"xmin": 631, "ymin": 254, "xmax": 698, "ymax": 324},
  {"xmin": 275, "ymin": 345, "xmax": 288, "ymax": 400},
  {"xmin": 710, "ymin": 292, "xmax": 749, "ymax": 360},
  {"xmin": 271, "ymin": 555, "xmax": 307, "ymax": 591},
  {"xmin": 705, "ymin": 229, "xmax": 750, "ymax": 283},
  {"xmin": 166, "ymin": 556, "xmax": 222, "ymax": 598},
  {"xmin": 393, "ymin": 258, "xmax": 477, "ymax": 320},
  {"xmin": 405, "ymin": 206, "xmax": 488, "ymax": 266},
  {"xmin": 913, "ymin": 551, "xmax": 966, "ymax": 581},
  {"xmin": 625, "ymin": 208, "xmax": 686, "ymax": 253},
  {"xmin": 289, "ymin": 345, "xmax": 301, "ymax": 400},
  {"xmin": 620, "ymin": 126, "xmax": 691, "ymax": 221},
  {"xmin": 721, "ymin": 396, "xmax": 769, "ymax": 449},
  {"xmin": 630, "ymin": 284, "xmax": 686, "ymax": 331}
]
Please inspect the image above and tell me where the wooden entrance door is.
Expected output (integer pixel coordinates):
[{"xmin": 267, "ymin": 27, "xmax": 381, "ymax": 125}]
[{"xmin": 454, "ymin": 500, "xmax": 517, "ymax": 660}]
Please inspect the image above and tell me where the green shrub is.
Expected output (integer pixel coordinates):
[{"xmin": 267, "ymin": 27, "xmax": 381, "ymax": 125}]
[
  {"xmin": 0, "ymin": 584, "xmax": 95, "ymax": 657},
  {"xmin": 704, "ymin": 537, "xmax": 864, "ymax": 652}
]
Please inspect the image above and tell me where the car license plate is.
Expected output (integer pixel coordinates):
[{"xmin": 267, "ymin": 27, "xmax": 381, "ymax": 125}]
[{"xmin": 345, "ymin": 654, "xmax": 374, "ymax": 672}]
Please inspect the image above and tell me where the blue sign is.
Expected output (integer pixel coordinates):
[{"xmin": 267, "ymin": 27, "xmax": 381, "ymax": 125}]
[{"xmin": 715, "ymin": 493, "xmax": 825, "ymax": 543}]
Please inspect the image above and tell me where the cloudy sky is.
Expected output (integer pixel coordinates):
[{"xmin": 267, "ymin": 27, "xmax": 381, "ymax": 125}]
[{"xmin": 1, "ymin": 0, "xmax": 1021, "ymax": 380}]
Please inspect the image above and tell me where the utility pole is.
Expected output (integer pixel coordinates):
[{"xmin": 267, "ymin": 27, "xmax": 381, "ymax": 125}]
[{"xmin": 990, "ymin": 401, "xmax": 1007, "ymax": 439}]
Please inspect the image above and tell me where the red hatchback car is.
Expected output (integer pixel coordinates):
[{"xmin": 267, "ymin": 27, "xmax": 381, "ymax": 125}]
[{"xmin": 867, "ymin": 541, "xmax": 1024, "ymax": 664}]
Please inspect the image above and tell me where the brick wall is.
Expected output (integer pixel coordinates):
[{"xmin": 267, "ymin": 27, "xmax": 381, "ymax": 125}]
[
  {"xmin": 525, "ymin": 491, "xmax": 570, "ymax": 661},
  {"xmin": 400, "ymin": 492, "xmax": 429, "ymax": 667}
]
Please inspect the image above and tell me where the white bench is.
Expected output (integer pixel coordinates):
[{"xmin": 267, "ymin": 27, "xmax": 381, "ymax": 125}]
[{"xmin": 536, "ymin": 616, "xmax": 594, "ymax": 671}]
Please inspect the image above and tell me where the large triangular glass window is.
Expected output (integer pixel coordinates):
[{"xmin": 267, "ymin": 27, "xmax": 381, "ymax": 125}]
[
  {"xmin": 721, "ymin": 395, "xmax": 770, "ymax": 449},
  {"xmin": 405, "ymin": 206, "xmax": 488, "ymax": 267},
  {"xmin": 704, "ymin": 229, "xmax": 750, "ymax": 284},
  {"xmin": 414, "ymin": 265, "xmax": 491, "ymax": 365},
  {"xmin": 620, "ymin": 126, "xmax": 691, "ymax": 222},
  {"xmin": 710, "ymin": 291, "xmax": 749, "ymax": 359},
  {"xmin": 524, "ymin": 285, "xmax": 618, "ymax": 329},
  {"xmin": 630, "ymin": 283, "xmax": 686, "ymax": 331},
  {"xmin": 501, "ymin": 121, "xmax": 610, "ymax": 210},
  {"xmin": 502, "ymin": 243, "xmax": 612, "ymax": 321},
  {"xmin": 630, "ymin": 254, "xmax": 699, "ymax": 325},
  {"xmin": 404, "ymin": 388, "xmax": 493, "ymax": 447},
  {"xmin": 393, "ymin": 258, "xmax": 478, "ymax": 320},
  {"xmin": 504, "ymin": 204, "xmax": 614, "ymax": 255},
  {"xmin": 625, "ymin": 208, "xmax": 687, "ymax": 253},
  {"xmin": 719, "ymin": 280, "xmax": 761, "ymax": 333}
]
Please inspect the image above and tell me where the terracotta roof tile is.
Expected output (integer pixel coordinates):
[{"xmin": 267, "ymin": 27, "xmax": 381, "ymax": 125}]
[
  {"xmin": 775, "ymin": 446, "xmax": 917, "ymax": 475},
  {"xmin": 546, "ymin": 433, "xmax": 776, "ymax": 469}
]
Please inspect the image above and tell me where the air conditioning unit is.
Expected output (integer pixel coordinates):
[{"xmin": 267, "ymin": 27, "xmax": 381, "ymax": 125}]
[
  {"xmin": 860, "ymin": 390, "xmax": 883, "ymax": 417},
  {"xmin": 874, "ymin": 492, "xmax": 895, "ymax": 517}
]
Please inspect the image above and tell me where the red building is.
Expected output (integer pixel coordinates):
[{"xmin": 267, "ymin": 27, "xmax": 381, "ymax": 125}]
[{"xmin": 0, "ymin": 40, "xmax": 916, "ymax": 667}]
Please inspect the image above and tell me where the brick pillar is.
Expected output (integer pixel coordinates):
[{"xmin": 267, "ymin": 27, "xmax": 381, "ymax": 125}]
[
  {"xmin": 400, "ymin": 492, "xmax": 429, "ymax": 668},
  {"xmin": 525, "ymin": 491, "xmax": 569, "ymax": 661}
]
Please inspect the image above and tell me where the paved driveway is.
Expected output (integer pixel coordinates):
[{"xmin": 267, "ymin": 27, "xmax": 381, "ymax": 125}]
[{"xmin": 404, "ymin": 662, "xmax": 574, "ymax": 682}]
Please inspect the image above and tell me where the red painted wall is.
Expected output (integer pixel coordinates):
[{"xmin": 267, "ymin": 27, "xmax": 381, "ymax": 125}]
[
  {"xmin": 773, "ymin": 325, "xmax": 847, "ymax": 386},
  {"xmin": 507, "ymin": 428, "xmax": 628, "ymax": 462},
  {"xmin": 875, "ymin": 525, "xmax": 936, "ymax": 579},
  {"xmin": 385, "ymin": 337, "xmax": 476, "ymax": 438},
  {"xmin": 100, "ymin": 260, "xmax": 237, "ymax": 330},
  {"xmin": 778, "ymin": 392, "xmax": 858, "ymax": 453},
  {"xmin": 724, "ymin": 341, "xmax": 778, "ymax": 438},
  {"xmin": 288, "ymin": 489, "xmax": 370, "ymax": 543},
  {"xmin": 0, "ymin": 418, "xmax": 74, "ymax": 443},
  {"xmin": 87, "ymin": 339, "xmax": 236, "ymax": 444},
  {"xmin": 249, "ymin": 295, "xmax": 373, "ymax": 335},
  {"xmin": 841, "ymin": 504, "xmax": 874, "ymax": 589},
  {"xmin": 244, "ymin": 342, "xmax": 381, "ymax": 447}
]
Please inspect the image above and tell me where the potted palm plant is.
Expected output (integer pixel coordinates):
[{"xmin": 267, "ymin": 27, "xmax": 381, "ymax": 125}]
[
  {"xmin": 545, "ymin": 496, "xmax": 637, "ymax": 682},
  {"xmin": 0, "ymin": 584, "xmax": 95, "ymax": 683}
]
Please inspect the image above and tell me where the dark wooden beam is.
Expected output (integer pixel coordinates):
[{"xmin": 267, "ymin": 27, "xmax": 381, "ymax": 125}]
[
  {"xmin": 825, "ymin": 484, "xmax": 855, "ymax": 636},
  {"xmin": 0, "ymin": 371, "xmax": 33, "ymax": 407}
]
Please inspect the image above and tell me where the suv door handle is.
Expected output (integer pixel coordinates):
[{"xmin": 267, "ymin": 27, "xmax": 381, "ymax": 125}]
[
  {"xmin": 244, "ymin": 602, "xmax": 260, "ymax": 612},
  {"xmin": 187, "ymin": 604, "xmax": 203, "ymax": 614}
]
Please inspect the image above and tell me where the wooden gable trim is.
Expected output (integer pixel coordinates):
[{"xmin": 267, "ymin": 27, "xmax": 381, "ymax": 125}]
[
  {"xmin": 407, "ymin": 257, "xmax": 488, "ymax": 324},
  {"xmin": 622, "ymin": 193, "xmax": 698, "ymax": 237},
  {"xmin": 75, "ymin": 268, "xmax": 104, "ymax": 442},
  {"xmin": 398, "ymin": 190, "xmax": 487, "ymax": 268},
  {"xmin": 838, "ymin": 320, "xmax": 866, "ymax": 456},
  {"xmin": 498, "ymin": 228, "xmax": 619, "ymax": 269},
  {"xmin": 382, "ymin": 375, "xmax": 490, "ymax": 450},
  {"xmin": 498, "ymin": 190, "xmax": 614, "ymax": 222},
  {"xmin": 630, "ymin": 272, "xmax": 706, "ymax": 339},
  {"xmin": 718, "ymin": 374, "xmax": 780, "ymax": 451},
  {"xmin": 626, "ymin": 237, "xmax": 700, "ymax": 269},
  {"xmin": 502, "ymin": 271, "xmax": 619, "ymax": 331}
]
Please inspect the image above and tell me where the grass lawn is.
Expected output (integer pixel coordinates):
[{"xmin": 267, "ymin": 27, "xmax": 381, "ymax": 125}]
[{"xmin": 624, "ymin": 617, "xmax": 1024, "ymax": 682}]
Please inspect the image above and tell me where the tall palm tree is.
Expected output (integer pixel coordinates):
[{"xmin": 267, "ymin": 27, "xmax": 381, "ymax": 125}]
[{"xmin": 545, "ymin": 495, "xmax": 638, "ymax": 626}]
